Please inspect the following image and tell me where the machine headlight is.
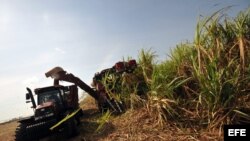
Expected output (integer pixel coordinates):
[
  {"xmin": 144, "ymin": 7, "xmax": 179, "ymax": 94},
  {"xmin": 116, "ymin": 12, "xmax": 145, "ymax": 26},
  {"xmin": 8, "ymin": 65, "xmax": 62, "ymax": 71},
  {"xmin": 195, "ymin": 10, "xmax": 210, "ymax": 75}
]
[{"xmin": 35, "ymin": 111, "xmax": 55, "ymax": 121}]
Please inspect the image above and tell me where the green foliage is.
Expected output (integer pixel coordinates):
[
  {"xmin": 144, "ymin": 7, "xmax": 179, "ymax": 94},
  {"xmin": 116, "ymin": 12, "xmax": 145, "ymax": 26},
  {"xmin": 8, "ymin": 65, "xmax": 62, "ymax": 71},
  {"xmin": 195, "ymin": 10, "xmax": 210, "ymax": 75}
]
[
  {"xmin": 146, "ymin": 7, "xmax": 250, "ymax": 128},
  {"xmin": 96, "ymin": 110, "xmax": 112, "ymax": 133},
  {"xmin": 101, "ymin": 8, "xmax": 250, "ymax": 129},
  {"xmin": 138, "ymin": 49, "xmax": 156, "ymax": 84}
]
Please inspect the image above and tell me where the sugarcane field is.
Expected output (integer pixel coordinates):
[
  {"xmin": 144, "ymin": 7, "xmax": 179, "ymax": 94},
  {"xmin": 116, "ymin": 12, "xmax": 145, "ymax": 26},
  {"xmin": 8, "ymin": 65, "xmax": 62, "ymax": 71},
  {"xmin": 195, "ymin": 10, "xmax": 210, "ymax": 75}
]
[{"xmin": 0, "ymin": 1, "xmax": 249, "ymax": 141}]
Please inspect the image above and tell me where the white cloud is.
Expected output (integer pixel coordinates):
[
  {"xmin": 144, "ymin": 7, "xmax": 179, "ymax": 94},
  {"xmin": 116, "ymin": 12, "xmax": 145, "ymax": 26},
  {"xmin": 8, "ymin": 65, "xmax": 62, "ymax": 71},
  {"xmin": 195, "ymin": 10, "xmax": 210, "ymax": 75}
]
[
  {"xmin": 97, "ymin": 47, "xmax": 120, "ymax": 71},
  {"xmin": 42, "ymin": 12, "xmax": 50, "ymax": 25},
  {"xmin": 22, "ymin": 76, "xmax": 39, "ymax": 86},
  {"xmin": 55, "ymin": 47, "xmax": 66, "ymax": 54},
  {"xmin": 0, "ymin": 75, "xmax": 35, "ymax": 122},
  {"xmin": 0, "ymin": 5, "xmax": 12, "ymax": 32},
  {"xmin": 0, "ymin": 75, "xmax": 26, "ymax": 104}
]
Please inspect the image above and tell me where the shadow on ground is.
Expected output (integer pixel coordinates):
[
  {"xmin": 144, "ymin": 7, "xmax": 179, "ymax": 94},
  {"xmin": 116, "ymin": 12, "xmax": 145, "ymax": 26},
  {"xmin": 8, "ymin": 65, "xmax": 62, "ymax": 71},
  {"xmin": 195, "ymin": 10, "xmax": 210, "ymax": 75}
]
[{"xmin": 40, "ymin": 108, "xmax": 115, "ymax": 141}]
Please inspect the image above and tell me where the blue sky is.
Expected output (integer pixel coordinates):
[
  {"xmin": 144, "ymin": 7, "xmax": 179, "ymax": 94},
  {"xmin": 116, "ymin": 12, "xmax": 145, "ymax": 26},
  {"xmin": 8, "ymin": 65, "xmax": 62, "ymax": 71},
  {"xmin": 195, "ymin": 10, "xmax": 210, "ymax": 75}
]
[{"xmin": 0, "ymin": 0, "xmax": 249, "ymax": 122}]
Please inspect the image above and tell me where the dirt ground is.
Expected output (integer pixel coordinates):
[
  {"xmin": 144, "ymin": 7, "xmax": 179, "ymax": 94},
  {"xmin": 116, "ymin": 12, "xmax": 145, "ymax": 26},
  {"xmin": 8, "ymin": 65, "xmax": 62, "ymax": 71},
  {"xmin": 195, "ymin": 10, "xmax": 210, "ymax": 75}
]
[{"xmin": 0, "ymin": 121, "xmax": 18, "ymax": 141}]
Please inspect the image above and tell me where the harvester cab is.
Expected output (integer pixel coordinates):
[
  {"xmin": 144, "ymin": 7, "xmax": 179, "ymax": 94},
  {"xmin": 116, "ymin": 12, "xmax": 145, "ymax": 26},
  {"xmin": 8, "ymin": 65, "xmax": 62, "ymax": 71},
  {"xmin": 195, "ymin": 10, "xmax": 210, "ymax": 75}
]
[
  {"xmin": 16, "ymin": 85, "xmax": 82, "ymax": 141},
  {"xmin": 25, "ymin": 85, "xmax": 79, "ymax": 121}
]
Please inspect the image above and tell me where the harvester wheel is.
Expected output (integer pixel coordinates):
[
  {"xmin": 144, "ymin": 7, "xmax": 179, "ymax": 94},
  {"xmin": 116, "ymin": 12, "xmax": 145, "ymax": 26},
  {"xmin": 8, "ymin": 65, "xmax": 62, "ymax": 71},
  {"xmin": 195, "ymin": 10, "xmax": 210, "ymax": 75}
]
[
  {"xmin": 64, "ymin": 118, "xmax": 79, "ymax": 138},
  {"xmin": 15, "ymin": 123, "xmax": 29, "ymax": 141},
  {"xmin": 15, "ymin": 120, "xmax": 55, "ymax": 141},
  {"xmin": 26, "ymin": 121, "xmax": 51, "ymax": 140}
]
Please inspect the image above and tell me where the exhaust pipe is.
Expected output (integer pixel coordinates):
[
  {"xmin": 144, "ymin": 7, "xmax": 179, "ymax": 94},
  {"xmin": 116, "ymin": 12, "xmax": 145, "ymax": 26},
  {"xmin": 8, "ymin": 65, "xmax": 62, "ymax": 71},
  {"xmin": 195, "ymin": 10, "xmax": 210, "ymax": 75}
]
[{"xmin": 26, "ymin": 87, "xmax": 36, "ymax": 109}]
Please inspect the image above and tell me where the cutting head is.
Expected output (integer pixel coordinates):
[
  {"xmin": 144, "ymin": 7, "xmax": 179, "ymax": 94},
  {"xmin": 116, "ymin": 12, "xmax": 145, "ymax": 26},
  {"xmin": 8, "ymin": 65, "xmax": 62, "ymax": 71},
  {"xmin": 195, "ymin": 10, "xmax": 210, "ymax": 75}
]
[{"xmin": 45, "ymin": 66, "xmax": 66, "ymax": 79}]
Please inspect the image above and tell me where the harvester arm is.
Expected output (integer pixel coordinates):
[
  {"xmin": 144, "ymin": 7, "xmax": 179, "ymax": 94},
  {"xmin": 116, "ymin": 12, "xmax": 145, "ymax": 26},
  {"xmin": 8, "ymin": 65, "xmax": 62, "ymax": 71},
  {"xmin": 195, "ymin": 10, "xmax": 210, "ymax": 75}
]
[{"xmin": 45, "ymin": 67, "xmax": 99, "ymax": 100}]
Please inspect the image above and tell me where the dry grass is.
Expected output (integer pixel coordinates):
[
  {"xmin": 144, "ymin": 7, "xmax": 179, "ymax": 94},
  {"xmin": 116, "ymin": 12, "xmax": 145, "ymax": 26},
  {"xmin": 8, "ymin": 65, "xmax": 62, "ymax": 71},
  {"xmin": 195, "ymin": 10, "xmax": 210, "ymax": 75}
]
[
  {"xmin": 0, "ymin": 95, "xmax": 223, "ymax": 141},
  {"xmin": 78, "ymin": 96, "xmax": 223, "ymax": 141}
]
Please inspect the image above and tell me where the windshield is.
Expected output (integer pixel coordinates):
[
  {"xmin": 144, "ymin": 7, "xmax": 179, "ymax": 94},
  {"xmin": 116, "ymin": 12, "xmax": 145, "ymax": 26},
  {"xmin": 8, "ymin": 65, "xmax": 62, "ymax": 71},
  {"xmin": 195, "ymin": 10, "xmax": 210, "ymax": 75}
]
[{"xmin": 38, "ymin": 90, "xmax": 62, "ymax": 106}]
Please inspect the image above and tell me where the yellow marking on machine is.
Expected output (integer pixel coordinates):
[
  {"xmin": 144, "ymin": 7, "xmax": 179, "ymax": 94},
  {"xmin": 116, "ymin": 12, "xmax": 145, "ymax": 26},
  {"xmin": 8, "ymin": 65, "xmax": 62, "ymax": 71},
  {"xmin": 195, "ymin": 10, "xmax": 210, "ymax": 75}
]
[{"xmin": 50, "ymin": 108, "xmax": 81, "ymax": 130}]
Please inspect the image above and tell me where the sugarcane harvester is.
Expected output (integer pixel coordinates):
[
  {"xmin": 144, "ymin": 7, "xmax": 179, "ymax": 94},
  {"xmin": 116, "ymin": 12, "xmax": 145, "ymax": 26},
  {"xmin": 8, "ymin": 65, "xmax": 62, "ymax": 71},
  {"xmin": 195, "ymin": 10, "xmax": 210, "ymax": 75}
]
[
  {"xmin": 15, "ymin": 59, "xmax": 137, "ymax": 141},
  {"xmin": 15, "ymin": 68, "xmax": 94, "ymax": 141}
]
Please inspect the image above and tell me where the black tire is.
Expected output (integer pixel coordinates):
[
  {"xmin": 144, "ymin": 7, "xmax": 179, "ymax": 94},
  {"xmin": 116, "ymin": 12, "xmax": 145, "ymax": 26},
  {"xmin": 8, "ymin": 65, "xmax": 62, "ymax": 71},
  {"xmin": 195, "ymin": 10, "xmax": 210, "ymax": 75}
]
[
  {"xmin": 72, "ymin": 118, "xmax": 80, "ymax": 136},
  {"xmin": 26, "ymin": 121, "xmax": 50, "ymax": 140},
  {"xmin": 15, "ymin": 123, "xmax": 28, "ymax": 141},
  {"xmin": 64, "ymin": 118, "xmax": 79, "ymax": 138},
  {"xmin": 15, "ymin": 120, "xmax": 56, "ymax": 141},
  {"xmin": 96, "ymin": 99, "xmax": 109, "ymax": 113}
]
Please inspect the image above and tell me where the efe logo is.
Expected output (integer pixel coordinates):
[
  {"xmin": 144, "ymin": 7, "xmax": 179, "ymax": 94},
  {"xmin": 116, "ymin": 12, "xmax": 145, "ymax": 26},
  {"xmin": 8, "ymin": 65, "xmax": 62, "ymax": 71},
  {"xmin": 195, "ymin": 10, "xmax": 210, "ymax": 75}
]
[
  {"xmin": 224, "ymin": 125, "xmax": 250, "ymax": 141},
  {"xmin": 228, "ymin": 129, "xmax": 246, "ymax": 136}
]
